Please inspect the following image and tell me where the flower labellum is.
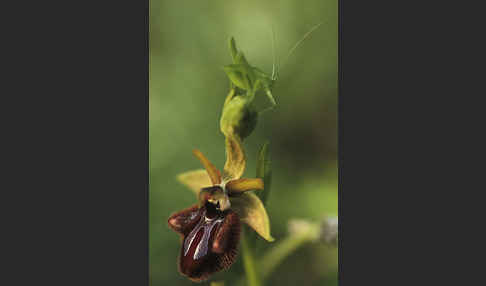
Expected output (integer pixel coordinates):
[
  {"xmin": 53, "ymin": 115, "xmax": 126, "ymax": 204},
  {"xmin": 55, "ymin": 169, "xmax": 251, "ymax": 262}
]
[{"xmin": 168, "ymin": 187, "xmax": 240, "ymax": 282}]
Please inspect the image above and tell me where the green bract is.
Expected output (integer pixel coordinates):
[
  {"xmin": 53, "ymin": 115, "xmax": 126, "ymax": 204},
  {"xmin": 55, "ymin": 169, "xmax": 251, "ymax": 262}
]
[{"xmin": 220, "ymin": 37, "xmax": 276, "ymax": 141}]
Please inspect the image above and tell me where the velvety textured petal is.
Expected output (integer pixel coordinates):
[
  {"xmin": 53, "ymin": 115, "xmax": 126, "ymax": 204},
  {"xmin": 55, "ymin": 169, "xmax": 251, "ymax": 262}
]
[
  {"xmin": 177, "ymin": 208, "xmax": 241, "ymax": 282},
  {"xmin": 168, "ymin": 205, "xmax": 202, "ymax": 235}
]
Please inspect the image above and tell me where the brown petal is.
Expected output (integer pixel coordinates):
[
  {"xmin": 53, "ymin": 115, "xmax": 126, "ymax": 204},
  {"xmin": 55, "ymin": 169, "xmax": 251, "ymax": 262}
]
[
  {"xmin": 212, "ymin": 211, "xmax": 240, "ymax": 255},
  {"xmin": 168, "ymin": 204, "xmax": 201, "ymax": 235},
  {"xmin": 226, "ymin": 178, "xmax": 264, "ymax": 194},
  {"xmin": 178, "ymin": 209, "xmax": 240, "ymax": 282},
  {"xmin": 192, "ymin": 149, "xmax": 222, "ymax": 185}
]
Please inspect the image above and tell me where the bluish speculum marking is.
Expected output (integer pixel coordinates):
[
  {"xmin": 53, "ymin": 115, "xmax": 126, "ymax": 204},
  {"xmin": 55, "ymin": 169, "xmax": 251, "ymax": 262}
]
[{"xmin": 183, "ymin": 209, "xmax": 224, "ymax": 260}]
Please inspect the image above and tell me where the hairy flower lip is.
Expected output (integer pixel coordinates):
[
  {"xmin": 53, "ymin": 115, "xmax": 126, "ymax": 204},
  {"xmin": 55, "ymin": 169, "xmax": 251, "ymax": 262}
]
[{"xmin": 168, "ymin": 197, "xmax": 241, "ymax": 282}]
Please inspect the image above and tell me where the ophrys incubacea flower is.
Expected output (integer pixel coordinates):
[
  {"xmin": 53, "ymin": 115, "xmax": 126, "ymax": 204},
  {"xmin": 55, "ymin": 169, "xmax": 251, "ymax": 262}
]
[{"xmin": 168, "ymin": 138, "xmax": 273, "ymax": 282}]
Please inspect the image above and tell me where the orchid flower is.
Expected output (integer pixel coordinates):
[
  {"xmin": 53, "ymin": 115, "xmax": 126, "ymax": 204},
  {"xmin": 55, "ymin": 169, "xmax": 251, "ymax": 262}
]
[{"xmin": 168, "ymin": 135, "xmax": 273, "ymax": 282}]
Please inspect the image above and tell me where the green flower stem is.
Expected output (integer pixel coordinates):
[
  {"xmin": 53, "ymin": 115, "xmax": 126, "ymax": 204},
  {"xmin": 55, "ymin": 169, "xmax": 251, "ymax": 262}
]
[
  {"xmin": 241, "ymin": 228, "xmax": 262, "ymax": 286},
  {"xmin": 259, "ymin": 221, "xmax": 320, "ymax": 280}
]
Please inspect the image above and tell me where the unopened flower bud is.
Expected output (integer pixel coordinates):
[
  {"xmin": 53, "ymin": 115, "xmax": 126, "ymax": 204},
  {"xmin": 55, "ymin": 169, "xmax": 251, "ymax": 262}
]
[{"xmin": 220, "ymin": 93, "xmax": 258, "ymax": 140}]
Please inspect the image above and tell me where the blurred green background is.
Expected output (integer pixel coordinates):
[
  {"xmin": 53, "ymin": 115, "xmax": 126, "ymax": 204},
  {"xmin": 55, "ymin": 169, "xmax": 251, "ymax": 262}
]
[{"xmin": 150, "ymin": 0, "xmax": 337, "ymax": 285}]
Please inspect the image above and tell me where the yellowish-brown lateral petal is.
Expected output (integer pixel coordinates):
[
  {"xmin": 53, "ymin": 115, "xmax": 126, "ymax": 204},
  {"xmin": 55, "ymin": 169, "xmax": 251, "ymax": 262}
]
[
  {"xmin": 226, "ymin": 178, "xmax": 264, "ymax": 194},
  {"xmin": 192, "ymin": 149, "xmax": 222, "ymax": 185}
]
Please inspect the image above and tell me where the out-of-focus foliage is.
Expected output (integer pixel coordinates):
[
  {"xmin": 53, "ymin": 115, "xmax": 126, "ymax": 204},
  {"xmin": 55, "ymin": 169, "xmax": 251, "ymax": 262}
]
[{"xmin": 150, "ymin": 0, "xmax": 337, "ymax": 285}]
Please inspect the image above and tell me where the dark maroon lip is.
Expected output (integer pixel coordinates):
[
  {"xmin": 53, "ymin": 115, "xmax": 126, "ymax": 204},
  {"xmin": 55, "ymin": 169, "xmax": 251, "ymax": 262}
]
[
  {"xmin": 181, "ymin": 209, "xmax": 224, "ymax": 264},
  {"xmin": 168, "ymin": 200, "xmax": 241, "ymax": 282}
]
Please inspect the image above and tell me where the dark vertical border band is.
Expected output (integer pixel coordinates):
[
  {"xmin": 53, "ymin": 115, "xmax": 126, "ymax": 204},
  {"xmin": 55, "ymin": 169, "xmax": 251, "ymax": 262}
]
[{"xmin": 1, "ymin": 0, "xmax": 150, "ymax": 284}]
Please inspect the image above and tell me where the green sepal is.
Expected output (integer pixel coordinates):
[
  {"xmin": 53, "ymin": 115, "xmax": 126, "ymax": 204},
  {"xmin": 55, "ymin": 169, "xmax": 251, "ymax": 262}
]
[
  {"xmin": 220, "ymin": 95, "xmax": 258, "ymax": 141},
  {"xmin": 176, "ymin": 169, "xmax": 212, "ymax": 196},
  {"xmin": 229, "ymin": 37, "xmax": 238, "ymax": 63},
  {"xmin": 223, "ymin": 64, "xmax": 252, "ymax": 90},
  {"xmin": 230, "ymin": 192, "xmax": 274, "ymax": 242}
]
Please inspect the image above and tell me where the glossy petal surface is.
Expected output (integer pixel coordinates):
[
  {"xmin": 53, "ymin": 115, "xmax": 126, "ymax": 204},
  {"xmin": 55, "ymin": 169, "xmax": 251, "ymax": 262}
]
[{"xmin": 169, "ymin": 204, "xmax": 241, "ymax": 282}]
